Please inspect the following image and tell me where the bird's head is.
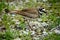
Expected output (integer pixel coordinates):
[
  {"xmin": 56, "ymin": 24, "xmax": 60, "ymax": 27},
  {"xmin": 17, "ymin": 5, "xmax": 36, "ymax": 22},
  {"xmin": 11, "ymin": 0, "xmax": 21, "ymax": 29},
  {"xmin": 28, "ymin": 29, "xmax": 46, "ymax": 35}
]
[{"xmin": 38, "ymin": 7, "xmax": 47, "ymax": 15}]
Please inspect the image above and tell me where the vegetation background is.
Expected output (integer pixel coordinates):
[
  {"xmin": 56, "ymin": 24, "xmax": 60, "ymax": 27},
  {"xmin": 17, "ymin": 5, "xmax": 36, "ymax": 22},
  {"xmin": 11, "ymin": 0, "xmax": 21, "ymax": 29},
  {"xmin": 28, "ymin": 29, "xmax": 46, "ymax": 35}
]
[{"xmin": 0, "ymin": 0, "xmax": 60, "ymax": 40}]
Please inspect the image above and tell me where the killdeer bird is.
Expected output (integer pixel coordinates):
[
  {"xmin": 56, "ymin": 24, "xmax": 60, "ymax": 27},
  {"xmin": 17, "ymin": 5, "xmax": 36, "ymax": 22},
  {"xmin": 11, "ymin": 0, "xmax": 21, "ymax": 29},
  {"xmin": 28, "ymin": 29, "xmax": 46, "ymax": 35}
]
[{"xmin": 5, "ymin": 8, "xmax": 47, "ymax": 18}]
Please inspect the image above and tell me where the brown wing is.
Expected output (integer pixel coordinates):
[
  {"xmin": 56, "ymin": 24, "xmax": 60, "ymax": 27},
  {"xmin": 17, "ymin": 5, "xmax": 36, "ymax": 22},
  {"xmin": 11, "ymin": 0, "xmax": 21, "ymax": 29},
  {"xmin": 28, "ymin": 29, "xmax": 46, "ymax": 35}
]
[
  {"xmin": 7, "ymin": 8, "xmax": 39, "ymax": 18},
  {"xmin": 21, "ymin": 8, "xmax": 38, "ymax": 14}
]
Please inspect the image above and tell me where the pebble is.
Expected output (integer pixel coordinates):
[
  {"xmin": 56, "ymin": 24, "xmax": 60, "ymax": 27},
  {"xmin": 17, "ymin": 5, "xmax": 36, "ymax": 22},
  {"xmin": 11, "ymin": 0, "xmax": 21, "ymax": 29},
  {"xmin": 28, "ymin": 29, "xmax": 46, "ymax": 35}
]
[
  {"xmin": 53, "ymin": 25, "xmax": 60, "ymax": 34},
  {"xmin": 43, "ymin": 31, "xmax": 48, "ymax": 36},
  {"xmin": 37, "ymin": 18, "xmax": 42, "ymax": 22},
  {"xmin": 15, "ymin": 21, "xmax": 20, "ymax": 25},
  {"xmin": 23, "ymin": 31, "xmax": 28, "ymax": 35},
  {"xmin": 54, "ymin": 29, "xmax": 60, "ymax": 34},
  {"xmin": 31, "ymin": 31, "xmax": 36, "ymax": 35},
  {"xmin": 29, "ymin": 21, "xmax": 43, "ymax": 28},
  {"xmin": 33, "ymin": 37, "xmax": 40, "ymax": 40},
  {"xmin": 14, "ymin": 38, "xmax": 21, "ymax": 40},
  {"xmin": 11, "ymin": 14, "xmax": 16, "ymax": 17},
  {"xmin": 41, "ymin": 22, "xmax": 48, "ymax": 27}
]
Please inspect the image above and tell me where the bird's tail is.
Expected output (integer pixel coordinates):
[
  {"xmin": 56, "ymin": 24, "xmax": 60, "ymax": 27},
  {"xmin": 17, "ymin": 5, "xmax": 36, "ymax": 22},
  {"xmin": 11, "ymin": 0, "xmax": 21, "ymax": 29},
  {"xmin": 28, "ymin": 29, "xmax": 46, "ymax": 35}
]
[{"xmin": 5, "ymin": 9, "xmax": 10, "ymax": 13}]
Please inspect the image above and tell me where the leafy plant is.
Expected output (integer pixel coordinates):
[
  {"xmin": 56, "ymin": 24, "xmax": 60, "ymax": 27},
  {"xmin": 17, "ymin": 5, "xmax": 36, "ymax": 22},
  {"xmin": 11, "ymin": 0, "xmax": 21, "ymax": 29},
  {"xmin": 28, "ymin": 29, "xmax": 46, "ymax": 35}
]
[
  {"xmin": 0, "ymin": 1, "xmax": 8, "ymax": 13},
  {"xmin": 44, "ymin": 33, "xmax": 60, "ymax": 40}
]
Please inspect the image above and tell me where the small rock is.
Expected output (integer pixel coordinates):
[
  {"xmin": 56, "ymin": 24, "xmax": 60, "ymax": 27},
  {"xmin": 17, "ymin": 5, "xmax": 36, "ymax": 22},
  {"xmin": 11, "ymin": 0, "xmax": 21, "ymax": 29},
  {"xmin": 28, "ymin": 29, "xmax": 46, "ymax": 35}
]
[
  {"xmin": 31, "ymin": 31, "xmax": 36, "ymax": 35},
  {"xmin": 11, "ymin": 14, "xmax": 16, "ymax": 17},
  {"xmin": 54, "ymin": 29, "xmax": 60, "ymax": 34},
  {"xmin": 33, "ymin": 37, "xmax": 39, "ymax": 40},
  {"xmin": 14, "ymin": 38, "xmax": 21, "ymax": 40},
  {"xmin": 29, "ymin": 21, "xmax": 43, "ymax": 28},
  {"xmin": 37, "ymin": 18, "xmax": 42, "ymax": 22},
  {"xmin": 43, "ymin": 0, "xmax": 47, "ymax": 2},
  {"xmin": 41, "ymin": 22, "xmax": 48, "ymax": 27},
  {"xmin": 25, "ymin": 0, "xmax": 29, "ymax": 2},
  {"xmin": 51, "ymin": 25, "xmax": 60, "ymax": 34},
  {"xmin": 42, "ymin": 29, "xmax": 48, "ymax": 36},
  {"xmin": 15, "ymin": 21, "xmax": 20, "ymax": 25},
  {"xmin": 23, "ymin": 31, "xmax": 28, "ymax": 35}
]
